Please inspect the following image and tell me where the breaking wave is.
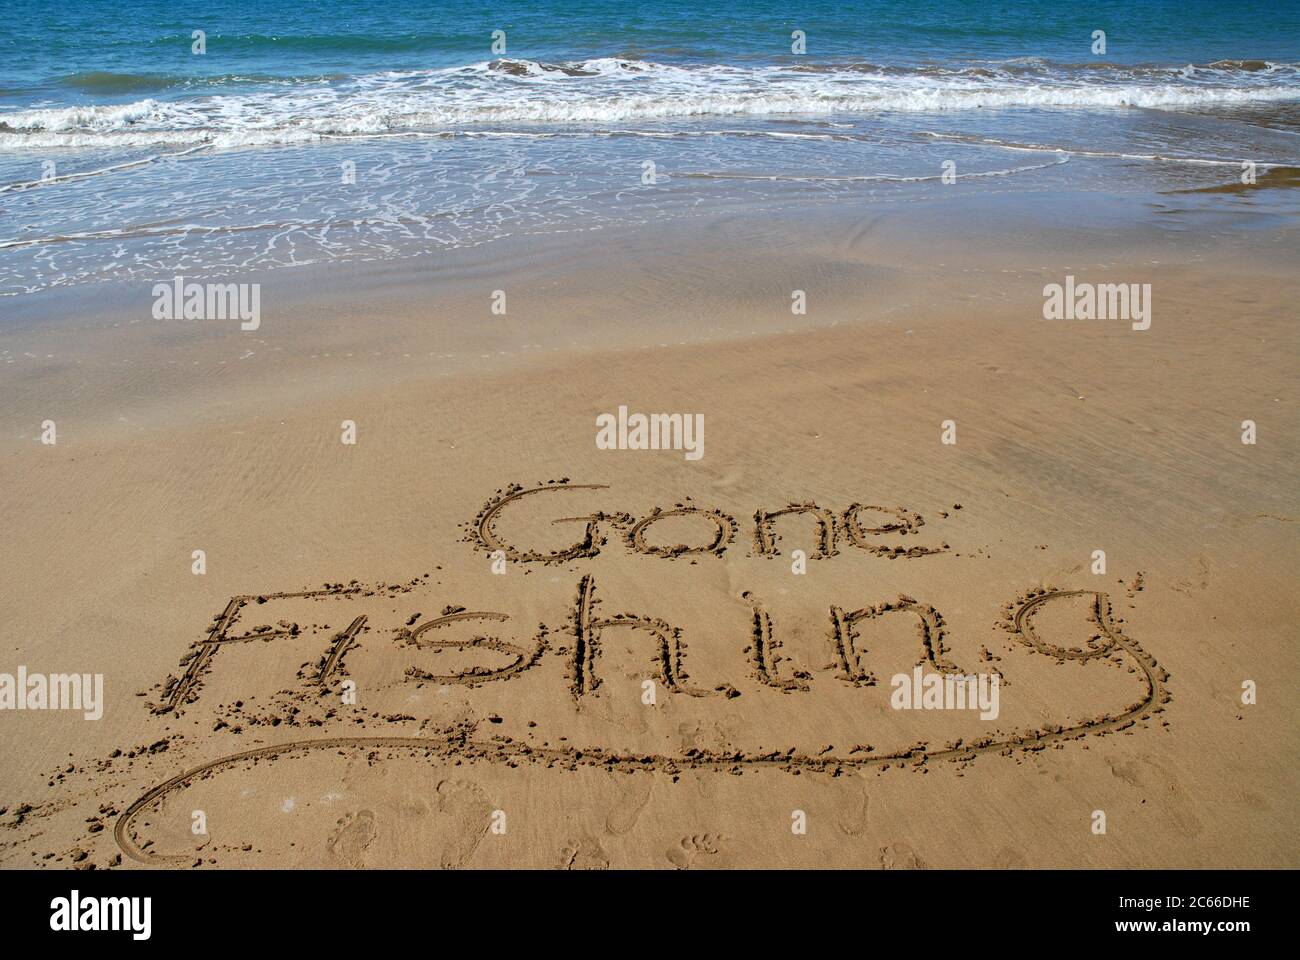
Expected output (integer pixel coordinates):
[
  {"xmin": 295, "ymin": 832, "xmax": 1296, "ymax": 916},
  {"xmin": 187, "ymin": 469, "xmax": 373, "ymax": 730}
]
[{"xmin": 4, "ymin": 57, "xmax": 1299, "ymax": 150}]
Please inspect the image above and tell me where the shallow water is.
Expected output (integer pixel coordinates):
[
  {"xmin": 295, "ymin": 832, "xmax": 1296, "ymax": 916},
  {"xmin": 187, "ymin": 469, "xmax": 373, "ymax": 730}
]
[{"xmin": 1, "ymin": 0, "xmax": 1297, "ymax": 296}]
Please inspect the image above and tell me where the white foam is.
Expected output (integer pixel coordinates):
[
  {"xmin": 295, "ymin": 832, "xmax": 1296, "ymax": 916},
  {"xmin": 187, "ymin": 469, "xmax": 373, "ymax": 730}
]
[{"xmin": 2, "ymin": 57, "xmax": 1297, "ymax": 149}]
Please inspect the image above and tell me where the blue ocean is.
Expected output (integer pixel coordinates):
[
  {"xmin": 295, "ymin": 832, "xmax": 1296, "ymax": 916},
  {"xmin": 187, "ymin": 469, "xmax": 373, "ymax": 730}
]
[{"xmin": 2, "ymin": 0, "xmax": 1298, "ymax": 295}]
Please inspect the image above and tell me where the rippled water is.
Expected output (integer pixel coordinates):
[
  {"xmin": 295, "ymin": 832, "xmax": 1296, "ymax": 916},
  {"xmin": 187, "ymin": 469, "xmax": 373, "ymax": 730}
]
[{"xmin": 2, "ymin": 0, "xmax": 1297, "ymax": 295}]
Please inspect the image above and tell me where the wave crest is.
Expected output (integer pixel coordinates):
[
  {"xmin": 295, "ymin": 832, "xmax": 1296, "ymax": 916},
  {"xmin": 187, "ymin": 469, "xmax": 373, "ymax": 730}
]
[{"xmin": 4, "ymin": 57, "xmax": 1298, "ymax": 150}]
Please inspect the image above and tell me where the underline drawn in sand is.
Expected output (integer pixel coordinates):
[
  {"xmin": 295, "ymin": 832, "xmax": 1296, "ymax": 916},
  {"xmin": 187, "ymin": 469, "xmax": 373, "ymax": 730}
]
[
  {"xmin": 104, "ymin": 481, "xmax": 1171, "ymax": 865},
  {"xmin": 117, "ymin": 579, "xmax": 1169, "ymax": 864}
]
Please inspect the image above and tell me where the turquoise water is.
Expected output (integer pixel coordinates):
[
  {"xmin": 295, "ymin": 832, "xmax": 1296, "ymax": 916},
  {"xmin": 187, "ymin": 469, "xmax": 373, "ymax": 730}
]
[{"xmin": 2, "ymin": 0, "xmax": 1298, "ymax": 294}]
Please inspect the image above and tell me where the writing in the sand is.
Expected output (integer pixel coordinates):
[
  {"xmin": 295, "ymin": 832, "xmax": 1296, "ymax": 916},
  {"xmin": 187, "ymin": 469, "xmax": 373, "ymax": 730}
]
[
  {"xmin": 154, "ymin": 482, "xmax": 992, "ymax": 714},
  {"xmin": 159, "ymin": 571, "xmax": 1007, "ymax": 713},
  {"xmin": 468, "ymin": 480, "xmax": 951, "ymax": 563}
]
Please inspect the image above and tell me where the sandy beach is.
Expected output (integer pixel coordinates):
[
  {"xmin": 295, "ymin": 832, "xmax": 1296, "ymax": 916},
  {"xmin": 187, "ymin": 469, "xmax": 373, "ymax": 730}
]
[{"xmin": 1, "ymin": 193, "xmax": 1296, "ymax": 869}]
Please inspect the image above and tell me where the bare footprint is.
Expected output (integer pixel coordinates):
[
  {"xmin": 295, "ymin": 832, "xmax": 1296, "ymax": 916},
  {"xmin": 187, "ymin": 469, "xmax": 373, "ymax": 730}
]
[
  {"xmin": 605, "ymin": 776, "xmax": 653, "ymax": 835},
  {"xmin": 676, "ymin": 722, "xmax": 740, "ymax": 800},
  {"xmin": 879, "ymin": 842, "xmax": 925, "ymax": 869},
  {"xmin": 1170, "ymin": 556, "xmax": 1209, "ymax": 599},
  {"xmin": 579, "ymin": 691, "xmax": 650, "ymax": 734},
  {"xmin": 558, "ymin": 835, "xmax": 610, "ymax": 870},
  {"xmin": 1107, "ymin": 757, "xmax": 1203, "ymax": 838},
  {"xmin": 836, "ymin": 781, "xmax": 869, "ymax": 836},
  {"xmin": 993, "ymin": 846, "xmax": 1027, "ymax": 868},
  {"xmin": 435, "ymin": 779, "xmax": 491, "ymax": 869},
  {"xmin": 665, "ymin": 834, "xmax": 726, "ymax": 870},
  {"xmin": 326, "ymin": 809, "xmax": 376, "ymax": 868},
  {"xmin": 692, "ymin": 770, "xmax": 719, "ymax": 800}
]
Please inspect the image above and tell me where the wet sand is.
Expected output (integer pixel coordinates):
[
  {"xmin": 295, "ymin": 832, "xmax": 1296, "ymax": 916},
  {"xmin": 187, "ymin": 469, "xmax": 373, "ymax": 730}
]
[{"xmin": 1, "ymin": 195, "xmax": 1297, "ymax": 868}]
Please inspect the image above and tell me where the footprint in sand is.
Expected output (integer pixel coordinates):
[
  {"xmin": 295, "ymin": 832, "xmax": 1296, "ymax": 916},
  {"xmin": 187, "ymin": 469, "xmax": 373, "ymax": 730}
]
[
  {"xmin": 559, "ymin": 835, "xmax": 610, "ymax": 870},
  {"xmin": 665, "ymin": 834, "xmax": 726, "ymax": 870},
  {"xmin": 326, "ymin": 809, "xmax": 377, "ymax": 868},
  {"xmin": 675, "ymin": 720, "xmax": 741, "ymax": 799},
  {"xmin": 835, "ymin": 781, "xmax": 869, "ymax": 836},
  {"xmin": 691, "ymin": 770, "xmax": 719, "ymax": 800},
  {"xmin": 435, "ymin": 779, "xmax": 492, "ymax": 869},
  {"xmin": 605, "ymin": 777, "xmax": 653, "ymax": 835},
  {"xmin": 580, "ymin": 692, "xmax": 650, "ymax": 734},
  {"xmin": 1170, "ymin": 556, "xmax": 1209, "ymax": 599},
  {"xmin": 993, "ymin": 846, "xmax": 1027, "ymax": 868},
  {"xmin": 677, "ymin": 724, "xmax": 717, "ymax": 798},
  {"xmin": 1106, "ymin": 757, "xmax": 1203, "ymax": 837},
  {"xmin": 878, "ymin": 842, "xmax": 925, "ymax": 869}
]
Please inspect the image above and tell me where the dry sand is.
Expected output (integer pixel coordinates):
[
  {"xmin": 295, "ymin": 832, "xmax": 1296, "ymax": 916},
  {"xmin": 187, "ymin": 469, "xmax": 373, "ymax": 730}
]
[{"xmin": 1, "ymin": 198, "xmax": 1297, "ymax": 869}]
